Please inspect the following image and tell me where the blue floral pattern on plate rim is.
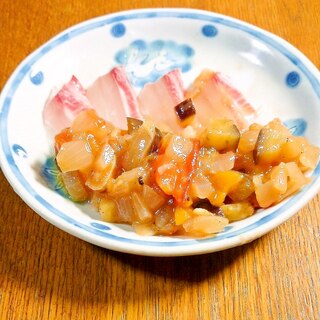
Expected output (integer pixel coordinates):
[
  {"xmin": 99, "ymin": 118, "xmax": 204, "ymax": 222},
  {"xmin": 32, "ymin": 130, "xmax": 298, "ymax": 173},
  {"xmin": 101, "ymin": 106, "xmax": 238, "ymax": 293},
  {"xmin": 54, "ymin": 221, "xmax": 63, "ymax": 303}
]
[{"xmin": 1, "ymin": 9, "xmax": 320, "ymax": 255}]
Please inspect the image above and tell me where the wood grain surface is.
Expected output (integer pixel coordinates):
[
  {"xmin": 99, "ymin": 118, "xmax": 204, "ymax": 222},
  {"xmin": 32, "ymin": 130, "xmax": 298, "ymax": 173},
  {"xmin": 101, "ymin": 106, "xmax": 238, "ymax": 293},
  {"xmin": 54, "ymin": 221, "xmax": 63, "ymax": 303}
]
[{"xmin": 1, "ymin": 1, "xmax": 320, "ymax": 319}]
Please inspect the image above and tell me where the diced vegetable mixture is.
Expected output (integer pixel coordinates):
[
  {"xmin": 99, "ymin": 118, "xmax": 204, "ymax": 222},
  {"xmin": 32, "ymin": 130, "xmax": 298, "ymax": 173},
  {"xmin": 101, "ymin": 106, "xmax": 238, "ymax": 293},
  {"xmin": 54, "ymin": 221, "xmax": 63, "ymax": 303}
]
[
  {"xmin": 47, "ymin": 67, "xmax": 320, "ymax": 237},
  {"xmin": 54, "ymin": 109, "xmax": 319, "ymax": 237}
]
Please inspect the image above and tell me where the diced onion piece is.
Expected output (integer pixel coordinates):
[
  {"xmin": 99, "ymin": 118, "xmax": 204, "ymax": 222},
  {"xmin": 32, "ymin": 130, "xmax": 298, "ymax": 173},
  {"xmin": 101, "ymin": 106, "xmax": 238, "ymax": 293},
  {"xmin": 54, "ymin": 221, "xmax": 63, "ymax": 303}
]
[
  {"xmin": 56, "ymin": 140, "xmax": 94, "ymax": 172},
  {"xmin": 164, "ymin": 135, "xmax": 194, "ymax": 161},
  {"xmin": 282, "ymin": 162, "xmax": 310, "ymax": 198},
  {"xmin": 108, "ymin": 166, "xmax": 150, "ymax": 197},
  {"xmin": 183, "ymin": 214, "xmax": 228, "ymax": 236},
  {"xmin": 141, "ymin": 185, "xmax": 167, "ymax": 212},
  {"xmin": 133, "ymin": 223, "xmax": 156, "ymax": 236},
  {"xmin": 204, "ymin": 151, "xmax": 236, "ymax": 174},
  {"xmin": 190, "ymin": 175, "xmax": 214, "ymax": 199},
  {"xmin": 116, "ymin": 196, "xmax": 134, "ymax": 223},
  {"xmin": 155, "ymin": 164, "xmax": 177, "ymax": 195},
  {"xmin": 122, "ymin": 120, "xmax": 156, "ymax": 170},
  {"xmin": 255, "ymin": 180, "xmax": 282, "ymax": 208},
  {"xmin": 270, "ymin": 163, "xmax": 287, "ymax": 193},
  {"xmin": 86, "ymin": 143, "xmax": 116, "ymax": 191},
  {"xmin": 61, "ymin": 171, "xmax": 88, "ymax": 202},
  {"xmin": 252, "ymin": 174, "xmax": 263, "ymax": 187},
  {"xmin": 221, "ymin": 202, "xmax": 254, "ymax": 222},
  {"xmin": 154, "ymin": 136, "xmax": 200, "ymax": 204},
  {"xmin": 131, "ymin": 192, "xmax": 153, "ymax": 223},
  {"xmin": 71, "ymin": 109, "xmax": 113, "ymax": 140},
  {"xmin": 91, "ymin": 192, "xmax": 102, "ymax": 211},
  {"xmin": 299, "ymin": 142, "xmax": 320, "ymax": 170},
  {"xmin": 155, "ymin": 206, "xmax": 177, "ymax": 235}
]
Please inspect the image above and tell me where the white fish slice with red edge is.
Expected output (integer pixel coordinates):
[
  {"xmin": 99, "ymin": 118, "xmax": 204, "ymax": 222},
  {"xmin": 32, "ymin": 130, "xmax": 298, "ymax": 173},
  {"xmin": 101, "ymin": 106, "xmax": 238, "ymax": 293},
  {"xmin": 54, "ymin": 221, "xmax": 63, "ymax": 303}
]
[
  {"xmin": 86, "ymin": 66, "xmax": 142, "ymax": 129},
  {"xmin": 138, "ymin": 69, "xmax": 185, "ymax": 132},
  {"xmin": 186, "ymin": 70, "xmax": 257, "ymax": 130},
  {"xmin": 43, "ymin": 76, "xmax": 92, "ymax": 135}
]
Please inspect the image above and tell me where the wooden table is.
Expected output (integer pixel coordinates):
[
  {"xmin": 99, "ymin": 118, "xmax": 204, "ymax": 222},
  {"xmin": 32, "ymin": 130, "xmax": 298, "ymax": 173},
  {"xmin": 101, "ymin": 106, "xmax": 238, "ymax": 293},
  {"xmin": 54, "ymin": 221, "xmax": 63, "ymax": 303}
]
[{"xmin": 1, "ymin": 1, "xmax": 319, "ymax": 319}]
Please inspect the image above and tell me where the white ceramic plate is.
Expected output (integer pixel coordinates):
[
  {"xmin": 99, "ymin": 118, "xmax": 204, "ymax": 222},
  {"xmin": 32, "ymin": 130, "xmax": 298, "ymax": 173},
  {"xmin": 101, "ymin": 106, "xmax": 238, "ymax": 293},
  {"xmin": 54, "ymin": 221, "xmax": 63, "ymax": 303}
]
[{"xmin": 1, "ymin": 8, "xmax": 320, "ymax": 256}]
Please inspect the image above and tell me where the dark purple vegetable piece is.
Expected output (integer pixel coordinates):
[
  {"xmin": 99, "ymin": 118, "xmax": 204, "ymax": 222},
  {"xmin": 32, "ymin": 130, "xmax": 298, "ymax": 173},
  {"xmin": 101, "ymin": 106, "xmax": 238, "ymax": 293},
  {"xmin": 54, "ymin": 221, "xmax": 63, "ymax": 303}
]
[{"xmin": 174, "ymin": 98, "xmax": 196, "ymax": 121}]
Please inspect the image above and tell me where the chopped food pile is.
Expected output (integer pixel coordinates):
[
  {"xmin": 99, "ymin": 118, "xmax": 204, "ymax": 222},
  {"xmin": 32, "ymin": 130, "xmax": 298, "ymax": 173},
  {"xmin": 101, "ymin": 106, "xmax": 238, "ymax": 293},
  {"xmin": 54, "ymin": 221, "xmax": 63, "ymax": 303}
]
[{"xmin": 44, "ymin": 67, "xmax": 320, "ymax": 237}]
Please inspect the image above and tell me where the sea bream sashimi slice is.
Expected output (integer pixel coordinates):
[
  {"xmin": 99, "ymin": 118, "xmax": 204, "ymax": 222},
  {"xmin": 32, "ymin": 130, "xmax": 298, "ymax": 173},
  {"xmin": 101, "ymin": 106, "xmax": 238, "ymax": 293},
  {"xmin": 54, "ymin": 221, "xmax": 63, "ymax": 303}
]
[
  {"xmin": 43, "ymin": 67, "xmax": 141, "ymax": 135},
  {"xmin": 138, "ymin": 69, "xmax": 185, "ymax": 132},
  {"xmin": 186, "ymin": 70, "xmax": 257, "ymax": 130},
  {"xmin": 86, "ymin": 66, "xmax": 142, "ymax": 129},
  {"xmin": 43, "ymin": 76, "xmax": 92, "ymax": 135}
]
